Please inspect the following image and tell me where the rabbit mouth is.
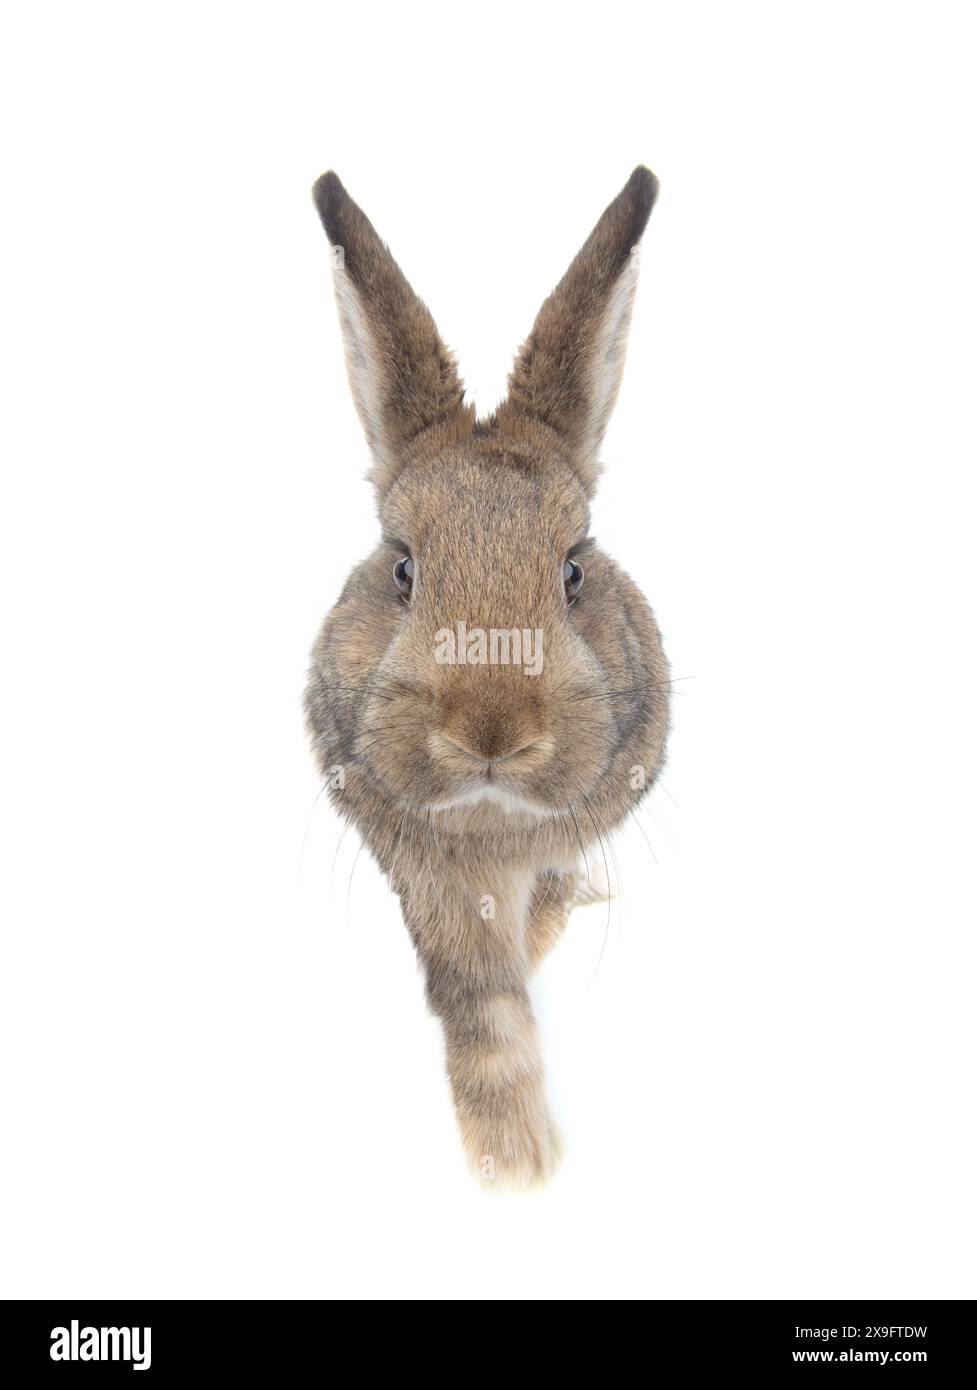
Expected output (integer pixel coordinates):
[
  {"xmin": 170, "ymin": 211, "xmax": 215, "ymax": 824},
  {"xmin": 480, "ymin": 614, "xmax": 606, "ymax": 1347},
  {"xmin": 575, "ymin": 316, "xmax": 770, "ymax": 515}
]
[{"xmin": 429, "ymin": 781, "xmax": 561, "ymax": 818}]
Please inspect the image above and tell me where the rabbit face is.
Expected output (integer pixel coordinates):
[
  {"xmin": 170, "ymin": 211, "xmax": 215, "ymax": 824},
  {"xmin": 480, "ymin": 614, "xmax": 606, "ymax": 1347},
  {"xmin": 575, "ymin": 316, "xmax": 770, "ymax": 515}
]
[{"xmin": 338, "ymin": 448, "xmax": 617, "ymax": 817}]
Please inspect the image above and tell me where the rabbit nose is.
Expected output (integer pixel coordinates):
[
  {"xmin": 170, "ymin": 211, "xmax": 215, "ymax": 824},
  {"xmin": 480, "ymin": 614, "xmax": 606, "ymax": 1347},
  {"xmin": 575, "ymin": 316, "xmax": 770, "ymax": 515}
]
[
  {"xmin": 431, "ymin": 720, "xmax": 553, "ymax": 768},
  {"xmin": 436, "ymin": 730, "xmax": 539, "ymax": 763}
]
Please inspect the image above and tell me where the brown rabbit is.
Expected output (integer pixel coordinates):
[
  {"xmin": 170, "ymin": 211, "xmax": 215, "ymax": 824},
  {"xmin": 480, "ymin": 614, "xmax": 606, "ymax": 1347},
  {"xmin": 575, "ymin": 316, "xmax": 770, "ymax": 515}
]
[{"xmin": 306, "ymin": 168, "xmax": 670, "ymax": 1188}]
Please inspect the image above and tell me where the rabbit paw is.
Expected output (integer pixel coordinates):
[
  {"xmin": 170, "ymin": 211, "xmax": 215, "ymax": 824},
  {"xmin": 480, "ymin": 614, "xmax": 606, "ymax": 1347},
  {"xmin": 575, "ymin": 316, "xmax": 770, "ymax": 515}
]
[
  {"xmin": 463, "ymin": 1107, "xmax": 564, "ymax": 1192},
  {"xmin": 572, "ymin": 862, "xmax": 614, "ymax": 906}
]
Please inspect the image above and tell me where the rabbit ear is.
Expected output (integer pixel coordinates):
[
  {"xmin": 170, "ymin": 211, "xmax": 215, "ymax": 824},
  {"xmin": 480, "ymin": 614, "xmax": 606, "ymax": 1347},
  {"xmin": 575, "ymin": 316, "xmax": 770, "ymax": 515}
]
[
  {"xmin": 313, "ymin": 173, "xmax": 475, "ymax": 494},
  {"xmin": 496, "ymin": 167, "xmax": 658, "ymax": 493}
]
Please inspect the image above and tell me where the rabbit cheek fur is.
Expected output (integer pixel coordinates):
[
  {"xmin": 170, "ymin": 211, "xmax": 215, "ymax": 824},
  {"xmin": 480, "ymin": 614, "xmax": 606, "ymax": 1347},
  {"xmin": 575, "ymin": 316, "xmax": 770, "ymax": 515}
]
[{"xmin": 305, "ymin": 168, "xmax": 669, "ymax": 1189}]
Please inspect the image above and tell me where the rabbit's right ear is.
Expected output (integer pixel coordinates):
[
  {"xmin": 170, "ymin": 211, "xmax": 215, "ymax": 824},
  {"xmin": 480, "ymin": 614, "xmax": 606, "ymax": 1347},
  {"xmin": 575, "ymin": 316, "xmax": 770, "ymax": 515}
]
[{"xmin": 313, "ymin": 173, "xmax": 474, "ymax": 495}]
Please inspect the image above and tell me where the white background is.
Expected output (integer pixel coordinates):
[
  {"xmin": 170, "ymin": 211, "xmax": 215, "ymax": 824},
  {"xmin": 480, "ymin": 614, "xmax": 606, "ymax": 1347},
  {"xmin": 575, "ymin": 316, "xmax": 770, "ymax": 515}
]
[{"xmin": 1, "ymin": 1, "xmax": 974, "ymax": 1300}]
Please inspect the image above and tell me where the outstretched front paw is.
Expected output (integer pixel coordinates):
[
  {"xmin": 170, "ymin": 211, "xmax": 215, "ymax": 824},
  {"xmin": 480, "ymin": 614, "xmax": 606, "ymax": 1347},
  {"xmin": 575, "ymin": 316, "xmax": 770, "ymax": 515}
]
[{"xmin": 460, "ymin": 1099, "xmax": 563, "ymax": 1192}]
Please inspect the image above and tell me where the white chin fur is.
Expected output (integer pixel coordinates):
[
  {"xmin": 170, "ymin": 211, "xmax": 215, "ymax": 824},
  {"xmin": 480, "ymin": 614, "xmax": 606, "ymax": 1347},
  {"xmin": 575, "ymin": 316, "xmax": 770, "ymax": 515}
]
[{"xmin": 430, "ymin": 783, "xmax": 558, "ymax": 818}]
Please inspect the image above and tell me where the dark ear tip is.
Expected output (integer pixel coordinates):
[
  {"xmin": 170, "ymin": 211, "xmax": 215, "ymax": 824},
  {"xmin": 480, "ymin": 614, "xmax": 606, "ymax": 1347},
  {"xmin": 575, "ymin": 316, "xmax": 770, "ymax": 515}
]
[
  {"xmin": 624, "ymin": 165, "xmax": 659, "ymax": 240},
  {"xmin": 628, "ymin": 165, "xmax": 659, "ymax": 205},
  {"xmin": 312, "ymin": 170, "xmax": 347, "ymax": 244}
]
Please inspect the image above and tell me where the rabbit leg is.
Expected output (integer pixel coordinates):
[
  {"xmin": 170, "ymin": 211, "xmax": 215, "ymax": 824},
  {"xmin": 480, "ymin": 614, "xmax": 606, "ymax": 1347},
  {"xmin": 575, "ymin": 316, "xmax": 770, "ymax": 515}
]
[
  {"xmin": 403, "ymin": 874, "xmax": 562, "ymax": 1190},
  {"xmin": 526, "ymin": 870, "xmax": 575, "ymax": 971},
  {"xmin": 526, "ymin": 866, "xmax": 614, "ymax": 971}
]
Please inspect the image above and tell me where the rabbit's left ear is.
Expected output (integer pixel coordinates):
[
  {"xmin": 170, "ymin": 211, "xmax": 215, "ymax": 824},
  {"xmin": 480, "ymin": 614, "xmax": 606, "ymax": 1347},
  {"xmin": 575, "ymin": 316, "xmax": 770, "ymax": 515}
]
[
  {"xmin": 313, "ymin": 173, "xmax": 475, "ymax": 496},
  {"xmin": 496, "ymin": 167, "xmax": 658, "ymax": 494}
]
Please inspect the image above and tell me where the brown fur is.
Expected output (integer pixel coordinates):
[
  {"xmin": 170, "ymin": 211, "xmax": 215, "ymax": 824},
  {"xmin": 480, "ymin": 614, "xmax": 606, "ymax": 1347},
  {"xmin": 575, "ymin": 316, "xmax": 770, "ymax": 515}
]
[{"xmin": 306, "ymin": 169, "xmax": 669, "ymax": 1188}]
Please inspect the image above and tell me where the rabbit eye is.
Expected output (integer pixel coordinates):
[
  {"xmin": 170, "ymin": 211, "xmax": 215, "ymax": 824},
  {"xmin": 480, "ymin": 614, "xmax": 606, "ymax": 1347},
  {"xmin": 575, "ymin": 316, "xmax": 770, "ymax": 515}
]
[
  {"xmin": 394, "ymin": 555, "xmax": 414, "ymax": 600},
  {"xmin": 563, "ymin": 558, "xmax": 584, "ymax": 604}
]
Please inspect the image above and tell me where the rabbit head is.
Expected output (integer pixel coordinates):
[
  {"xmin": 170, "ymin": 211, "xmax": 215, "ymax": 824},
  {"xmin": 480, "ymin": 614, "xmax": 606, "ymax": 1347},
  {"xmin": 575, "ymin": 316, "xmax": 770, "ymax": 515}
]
[{"xmin": 306, "ymin": 169, "xmax": 669, "ymax": 845}]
